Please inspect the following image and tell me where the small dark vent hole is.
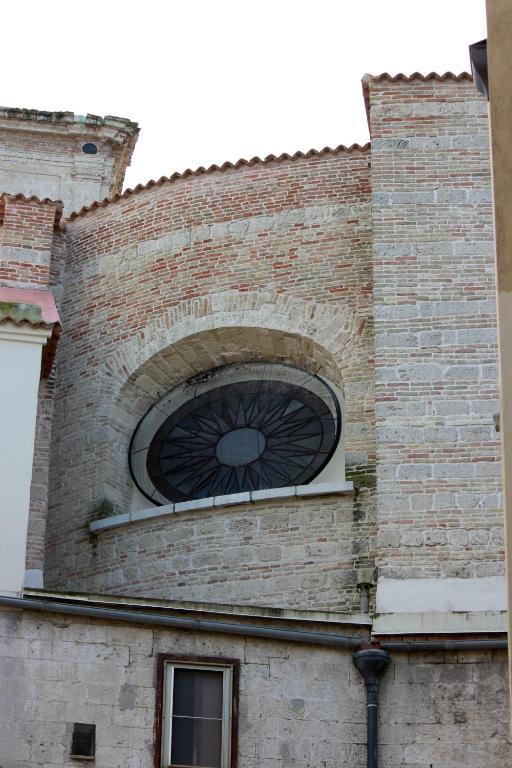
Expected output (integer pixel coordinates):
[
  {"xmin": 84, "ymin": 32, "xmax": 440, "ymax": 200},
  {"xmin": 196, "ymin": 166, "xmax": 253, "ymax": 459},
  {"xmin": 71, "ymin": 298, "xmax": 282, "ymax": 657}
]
[
  {"xmin": 81, "ymin": 142, "xmax": 98, "ymax": 155},
  {"xmin": 71, "ymin": 722, "xmax": 96, "ymax": 759}
]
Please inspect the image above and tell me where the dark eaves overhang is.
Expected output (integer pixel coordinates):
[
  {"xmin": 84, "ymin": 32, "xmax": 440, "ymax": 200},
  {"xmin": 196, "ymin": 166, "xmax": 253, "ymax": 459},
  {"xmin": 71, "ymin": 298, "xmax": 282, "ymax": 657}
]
[{"xmin": 469, "ymin": 38, "xmax": 489, "ymax": 98}]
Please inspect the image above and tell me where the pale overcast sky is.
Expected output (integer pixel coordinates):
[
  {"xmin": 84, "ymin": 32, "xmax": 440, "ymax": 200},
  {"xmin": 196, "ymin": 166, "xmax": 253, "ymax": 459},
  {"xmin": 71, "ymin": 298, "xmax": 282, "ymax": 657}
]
[{"xmin": 3, "ymin": 0, "xmax": 486, "ymax": 189}]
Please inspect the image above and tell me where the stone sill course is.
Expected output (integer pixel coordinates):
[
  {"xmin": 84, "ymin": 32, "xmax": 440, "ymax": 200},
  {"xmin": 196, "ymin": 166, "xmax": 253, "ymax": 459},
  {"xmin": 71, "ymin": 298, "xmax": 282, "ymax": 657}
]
[
  {"xmin": 89, "ymin": 480, "xmax": 354, "ymax": 534},
  {"xmin": 23, "ymin": 587, "xmax": 371, "ymax": 627}
]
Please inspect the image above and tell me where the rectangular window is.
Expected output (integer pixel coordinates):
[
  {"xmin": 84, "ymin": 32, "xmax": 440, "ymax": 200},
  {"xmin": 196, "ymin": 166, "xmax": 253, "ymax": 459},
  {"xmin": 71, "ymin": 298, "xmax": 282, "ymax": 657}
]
[{"xmin": 156, "ymin": 655, "xmax": 239, "ymax": 768}]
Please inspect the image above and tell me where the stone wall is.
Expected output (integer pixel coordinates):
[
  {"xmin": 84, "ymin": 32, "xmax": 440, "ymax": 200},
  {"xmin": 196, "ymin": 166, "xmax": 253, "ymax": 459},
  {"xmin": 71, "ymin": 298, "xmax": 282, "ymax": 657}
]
[
  {"xmin": 379, "ymin": 647, "xmax": 510, "ymax": 766},
  {"xmin": 367, "ymin": 75, "xmax": 503, "ymax": 587},
  {"xmin": 0, "ymin": 109, "xmax": 139, "ymax": 214},
  {"xmin": 0, "ymin": 608, "xmax": 509, "ymax": 768},
  {"xmin": 45, "ymin": 147, "xmax": 376, "ymax": 607},
  {"xmin": 5, "ymin": 74, "xmax": 502, "ymax": 613}
]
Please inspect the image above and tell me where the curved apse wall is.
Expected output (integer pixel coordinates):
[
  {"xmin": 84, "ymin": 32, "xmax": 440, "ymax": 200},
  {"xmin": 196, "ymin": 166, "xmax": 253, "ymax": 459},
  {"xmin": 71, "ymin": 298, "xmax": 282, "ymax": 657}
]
[{"xmin": 45, "ymin": 146, "xmax": 376, "ymax": 610}]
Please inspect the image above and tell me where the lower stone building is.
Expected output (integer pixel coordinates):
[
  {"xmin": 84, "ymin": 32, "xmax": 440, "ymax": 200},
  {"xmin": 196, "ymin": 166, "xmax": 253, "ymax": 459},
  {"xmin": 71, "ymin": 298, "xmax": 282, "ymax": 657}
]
[{"xmin": 0, "ymin": 70, "xmax": 509, "ymax": 768}]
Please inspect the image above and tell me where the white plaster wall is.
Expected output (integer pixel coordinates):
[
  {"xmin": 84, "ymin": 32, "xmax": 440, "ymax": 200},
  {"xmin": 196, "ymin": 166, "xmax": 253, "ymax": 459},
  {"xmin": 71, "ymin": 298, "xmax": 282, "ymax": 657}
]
[
  {"xmin": 0, "ymin": 325, "xmax": 50, "ymax": 595},
  {"xmin": 376, "ymin": 575, "xmax": 507, "ymax": 614}
]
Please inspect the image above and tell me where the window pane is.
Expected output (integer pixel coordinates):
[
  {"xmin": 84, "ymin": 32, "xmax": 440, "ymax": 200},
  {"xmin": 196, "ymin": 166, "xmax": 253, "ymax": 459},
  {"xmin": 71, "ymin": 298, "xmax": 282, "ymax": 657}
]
[
  {"xmin": 172, "ymin": 669, "xmax": 223, "ymax": 719},
  {"xmin": 171, "ymin": 716, "xmax": 222, "ymax": 768}
]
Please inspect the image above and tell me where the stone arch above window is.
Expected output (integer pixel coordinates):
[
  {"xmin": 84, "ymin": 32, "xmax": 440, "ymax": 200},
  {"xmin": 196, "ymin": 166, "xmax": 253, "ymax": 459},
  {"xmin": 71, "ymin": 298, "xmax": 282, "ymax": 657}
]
[{"xmin": 95, "ymin": 292, "xmax": 363, "ymax": 511}]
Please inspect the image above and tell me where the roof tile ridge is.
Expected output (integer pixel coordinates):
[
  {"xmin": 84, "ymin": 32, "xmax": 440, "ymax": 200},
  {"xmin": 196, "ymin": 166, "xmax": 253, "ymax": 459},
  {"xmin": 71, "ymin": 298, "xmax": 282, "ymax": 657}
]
[
  {"xmin": 0, "ymin": 193, "xmax": 64, "ymax": 228},
  {"xmin": 67, "ymin": 142, "xmax": 370, "ymax": 221},
  {"xmin": 0, "ymin": 316, "xmax": 55, "ymax": 330},
  {"xmin": 362, "ymin": 71, "xmax": 472, "ymax": 84},
  {"xmin": 0, "ymin": 191, "xmax": 64, "ymax": 207}
]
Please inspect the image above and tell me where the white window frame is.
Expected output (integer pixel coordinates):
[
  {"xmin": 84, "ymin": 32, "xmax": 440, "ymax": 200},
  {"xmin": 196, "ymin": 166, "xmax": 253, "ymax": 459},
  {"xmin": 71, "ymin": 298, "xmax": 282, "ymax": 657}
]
[{"xmin": 161, "ymin": 661, "xmax": 233, "ymax": 768}]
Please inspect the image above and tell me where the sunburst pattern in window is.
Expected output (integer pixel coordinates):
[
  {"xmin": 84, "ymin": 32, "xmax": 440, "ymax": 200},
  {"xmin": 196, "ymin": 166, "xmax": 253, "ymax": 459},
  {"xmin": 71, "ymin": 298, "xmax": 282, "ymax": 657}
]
[{"xmin": 129, "ymin": 365, "xmax": 341, "ymax": 505}]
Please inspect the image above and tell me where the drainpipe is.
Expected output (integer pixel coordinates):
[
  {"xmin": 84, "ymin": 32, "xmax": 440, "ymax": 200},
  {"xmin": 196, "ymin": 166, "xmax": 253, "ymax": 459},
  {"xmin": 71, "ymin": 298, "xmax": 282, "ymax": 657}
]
[
  {"xmin": 353, "ymin": 648, "xmax": 390, "ymax": 768},
  {"xmin": 380, "ymin": 638, "xmax": 507, "ymax": 651},
  {"xmin": 356, "ymin": 568, "xmax": 376, "ymax": 615}
]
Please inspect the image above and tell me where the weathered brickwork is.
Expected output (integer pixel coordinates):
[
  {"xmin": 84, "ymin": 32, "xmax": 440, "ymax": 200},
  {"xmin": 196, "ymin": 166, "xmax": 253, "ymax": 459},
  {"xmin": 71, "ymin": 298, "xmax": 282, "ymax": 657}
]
[
  {"xmin": 37, "ymin": 76, "xmax": 505, "ymax": 606},
  {"xmin": 25, "ymin": 235, "xmax": 69, "ymax": 579},
  {"xmin": 25, "ymin": 377, "xmax": 55, "ymax": 576},
  {"xmin": 22, "ymin": 230, "xmax": 69, "ymax": 581},
  {"xmin": 44, "ymin": 148, "xmax": 377, "ymax": 608},
  {"xmin": 0, "ymin": 75, "xmax": 502, "ymax": 613},
  {"xmin": 366, "ymin": 76, "xmax": 503, "ymax": 581},
  {"xmin": 0, "ymin": 195, "xmax": 61, "ymax": 288},
  {"xmin": 55, "ymin": 495, "xmax": 367, "ymax": 610},
  {"xmin": 0, "ymin": 610, "xmax": 508, "ymax": 768}
]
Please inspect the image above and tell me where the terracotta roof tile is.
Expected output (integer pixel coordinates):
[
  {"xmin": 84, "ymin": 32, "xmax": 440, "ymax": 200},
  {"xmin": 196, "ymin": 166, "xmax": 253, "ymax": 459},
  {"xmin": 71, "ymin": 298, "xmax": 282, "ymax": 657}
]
[
  {"xmin": 0, "ymin": 287, "xmax": 61, "ymax": 377},
  {"xmin": 0, "ymin": 191, "xmax": 63, "ymax": 207},
  {"xmin": 67, "ymin": 143, "xmax": 370, "ymax": 221},
  {"xmin": 0, "ymin": 286, "xmax": 60, "ymax": 326},
  {"xmin": 362, "ymin": 71, "xmax": 472, "ymax": 84}
]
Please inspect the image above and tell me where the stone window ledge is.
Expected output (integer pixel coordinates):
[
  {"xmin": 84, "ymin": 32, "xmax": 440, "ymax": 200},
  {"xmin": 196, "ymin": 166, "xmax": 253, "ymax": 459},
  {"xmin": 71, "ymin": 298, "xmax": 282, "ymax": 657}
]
[{"xmin": 89, "ymin": 480, "xmax": 354, "ymax": 534}]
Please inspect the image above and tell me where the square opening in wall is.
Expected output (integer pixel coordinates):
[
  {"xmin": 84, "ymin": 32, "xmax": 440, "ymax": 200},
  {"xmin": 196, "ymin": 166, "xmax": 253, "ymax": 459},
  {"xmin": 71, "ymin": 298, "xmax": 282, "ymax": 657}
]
[{"xmin": 71, "ymin": 723, "xmax": 96, "ymax": 759}]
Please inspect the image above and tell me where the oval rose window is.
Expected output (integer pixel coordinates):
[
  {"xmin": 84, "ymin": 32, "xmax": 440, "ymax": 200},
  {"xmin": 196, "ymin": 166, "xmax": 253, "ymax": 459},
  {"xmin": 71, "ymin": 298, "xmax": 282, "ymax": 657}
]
[{"xmin": 129, "ymin": 363, "xmax": 341, "ymax": 504}]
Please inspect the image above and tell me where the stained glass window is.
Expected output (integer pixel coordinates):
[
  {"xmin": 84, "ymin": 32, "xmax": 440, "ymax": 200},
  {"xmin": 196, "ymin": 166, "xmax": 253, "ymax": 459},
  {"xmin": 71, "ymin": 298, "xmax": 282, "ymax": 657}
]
[{"xmin": 129, "ymin": 363, "xmax": 341, "ymax": 505}]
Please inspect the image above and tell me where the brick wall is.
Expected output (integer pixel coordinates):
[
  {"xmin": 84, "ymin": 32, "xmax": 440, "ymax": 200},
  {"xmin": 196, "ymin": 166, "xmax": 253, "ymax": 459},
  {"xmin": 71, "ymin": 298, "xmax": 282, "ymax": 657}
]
[
  {"xmin": 367, "ymin": 75, "xmax": 503, "ymax": 582},
  {"xmin": 45, "ymin": 147, "xmax": 376, "ymax": 608},
  {"xmin": 0, "ymin": 195, "xmax": 60, "ymax": 288},
  {"xmin": 25, "ymin": 376, "xmax": 56, "ymax": 578},
  {"xmin": 24, "ymin": 228, "xmax": 69, "ymax": 578},
  {"xmin": 51, "ymin": 494, "xmax": 366, "ymax": 610}
]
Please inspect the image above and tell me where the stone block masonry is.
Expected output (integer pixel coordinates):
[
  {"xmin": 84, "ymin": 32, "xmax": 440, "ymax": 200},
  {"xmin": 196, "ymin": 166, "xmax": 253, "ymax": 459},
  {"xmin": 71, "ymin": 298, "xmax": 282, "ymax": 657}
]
[
  {"xmin": 0, "ymin": 74, "xmax": 503, "ymax": 619},
  {"xmin": 0, "ymin": 70, "xmax": 510, "ymax": 768},
  {"xmin": 0, "ymin": 608, "xmax": 508, "ymax": 767},
  {"xmin": 0, "ymin": 108, "xmax": 139, "ymax": 214},
  {"xmin": 366, "ymin": 76, "xmax": 503, "ymax": 592}
]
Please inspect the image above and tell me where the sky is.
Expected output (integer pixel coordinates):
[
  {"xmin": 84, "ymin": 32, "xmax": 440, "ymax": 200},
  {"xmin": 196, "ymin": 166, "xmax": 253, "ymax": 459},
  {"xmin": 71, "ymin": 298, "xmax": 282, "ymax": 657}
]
[{"xmin": 2, "ymin": 0, "xmax": 487, "ymax": 190}]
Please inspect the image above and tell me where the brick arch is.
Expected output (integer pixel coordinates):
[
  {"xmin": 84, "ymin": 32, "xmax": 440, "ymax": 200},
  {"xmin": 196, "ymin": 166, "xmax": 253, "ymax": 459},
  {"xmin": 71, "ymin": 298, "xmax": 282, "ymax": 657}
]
[
  {"xmin": 99, "ymin": 290, "xmax": 358, "ymax": 394},
  {"xmin": 97, "ymin": 291, "xmax": 359, "ymax": 508}
]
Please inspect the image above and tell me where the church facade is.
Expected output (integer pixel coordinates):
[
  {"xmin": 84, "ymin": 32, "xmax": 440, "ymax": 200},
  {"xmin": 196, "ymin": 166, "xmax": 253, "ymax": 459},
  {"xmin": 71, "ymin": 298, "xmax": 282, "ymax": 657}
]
[{"xmin": 0, "ymin": 72, "xmax": 509, "ymax": 767}]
